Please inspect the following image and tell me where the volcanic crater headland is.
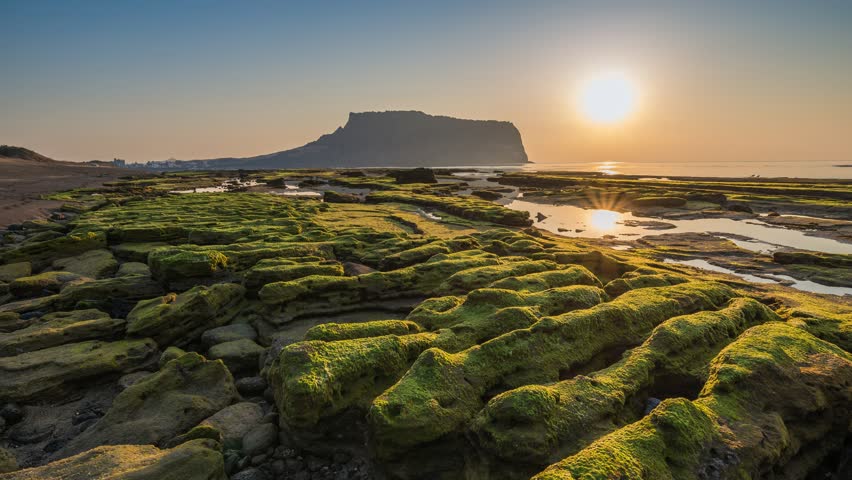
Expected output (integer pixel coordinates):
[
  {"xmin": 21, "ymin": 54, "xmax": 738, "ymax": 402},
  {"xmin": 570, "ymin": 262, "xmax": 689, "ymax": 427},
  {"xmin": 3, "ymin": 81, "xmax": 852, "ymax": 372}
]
[
  {"xmin": 169, "ymin": 111, "xmax": 529, "ymax": 169},
  {"xmin": 0, "ymin": 168, "xmax": 850, "ymax": 480}
]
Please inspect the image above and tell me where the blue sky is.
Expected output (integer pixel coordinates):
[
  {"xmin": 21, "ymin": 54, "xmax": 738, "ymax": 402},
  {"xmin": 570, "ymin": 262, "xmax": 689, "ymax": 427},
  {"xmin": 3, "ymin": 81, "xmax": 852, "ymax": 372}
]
[{"xmin": 1, "ymin": 0, "xmax": 851, "ymax": 163}]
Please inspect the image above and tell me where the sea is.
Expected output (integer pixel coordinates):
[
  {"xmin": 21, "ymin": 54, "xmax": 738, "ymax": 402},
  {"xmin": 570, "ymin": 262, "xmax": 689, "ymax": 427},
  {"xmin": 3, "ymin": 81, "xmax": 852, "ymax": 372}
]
[{"xmin": 516, "ymin": 160, "xmax": 851, "ymax": 179}]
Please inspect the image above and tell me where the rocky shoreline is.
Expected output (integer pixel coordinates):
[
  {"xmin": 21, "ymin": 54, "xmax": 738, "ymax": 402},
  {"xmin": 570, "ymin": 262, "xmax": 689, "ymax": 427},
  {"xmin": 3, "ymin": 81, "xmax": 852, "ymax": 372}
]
[{"xmin": 0, "ymin": 169, "xmax": 850, "ymax": 479}]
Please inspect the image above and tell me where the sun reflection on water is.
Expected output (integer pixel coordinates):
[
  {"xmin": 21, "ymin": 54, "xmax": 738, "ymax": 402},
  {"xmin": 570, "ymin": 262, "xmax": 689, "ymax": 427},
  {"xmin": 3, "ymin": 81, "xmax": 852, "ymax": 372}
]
[
  {"xmin": 589, "ymin": 209, "xmax": 621, "ymax": 231},
  {"xmin": 595, "ymin": 162, "xmax": 620, "ymax": 175}
]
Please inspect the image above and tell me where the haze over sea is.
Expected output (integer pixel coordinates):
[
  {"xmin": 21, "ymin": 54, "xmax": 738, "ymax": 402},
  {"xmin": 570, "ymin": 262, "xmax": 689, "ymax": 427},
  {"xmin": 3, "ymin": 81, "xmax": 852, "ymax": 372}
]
[{"xmin": 519, "ymin": 160, "xmax": 850, "ymax": 179}]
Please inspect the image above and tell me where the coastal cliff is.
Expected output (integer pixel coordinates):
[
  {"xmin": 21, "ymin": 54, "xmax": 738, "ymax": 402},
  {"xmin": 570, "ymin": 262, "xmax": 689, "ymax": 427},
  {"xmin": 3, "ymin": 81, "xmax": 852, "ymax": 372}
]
[{"xmin": 183, "ymin": 111, "xmax": 528, "ymax": 169}]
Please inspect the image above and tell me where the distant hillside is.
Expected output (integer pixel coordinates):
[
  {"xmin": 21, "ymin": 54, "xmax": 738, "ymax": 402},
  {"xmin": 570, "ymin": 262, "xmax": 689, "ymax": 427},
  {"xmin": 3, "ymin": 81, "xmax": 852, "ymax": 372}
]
[
  {"xmin": 167, "ymin": 111, "xmax": 529, "ymax": 170},
  {"xmin": 0, "ymin": 145, "xmax": 57, "ymax": 163}
]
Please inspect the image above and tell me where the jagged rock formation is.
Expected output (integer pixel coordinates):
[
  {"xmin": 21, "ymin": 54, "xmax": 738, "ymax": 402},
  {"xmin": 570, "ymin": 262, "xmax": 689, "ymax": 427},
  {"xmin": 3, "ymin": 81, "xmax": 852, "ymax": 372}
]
[{"xmin": 179, "ymin": 111, "xmax": 529, "ymax": 169}]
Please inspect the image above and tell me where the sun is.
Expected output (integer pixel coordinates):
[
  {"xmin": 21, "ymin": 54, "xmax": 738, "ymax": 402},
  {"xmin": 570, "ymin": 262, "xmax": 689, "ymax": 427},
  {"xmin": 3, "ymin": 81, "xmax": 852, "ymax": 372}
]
[{"xmin": 577, "ymin": 71, "xmax": 639, "ymax": 124}]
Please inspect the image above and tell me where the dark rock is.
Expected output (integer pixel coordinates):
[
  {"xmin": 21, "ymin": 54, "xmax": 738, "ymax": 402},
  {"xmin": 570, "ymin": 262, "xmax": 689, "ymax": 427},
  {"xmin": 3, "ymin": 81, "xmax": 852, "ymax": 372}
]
[
  {"xmin": 535, "ymin": 212, "xmax": 547, "ymax": 222},
  {"xmin": 686, "ymin": 192, "xmax": 727, "ymax": 204},
  {"xmin": 323, "ymin": 191, "xmax": 360, "ymax": 203},
  {"xmin": 342, "ymin": 262, "xmax": 375, "ymax": 276},
  {"xmin": 236, "ymin": 376, "xmax": 268, "ymax": 397},
  {"xmin": 389, "ymin": 167, "xmax": 438, "ymax": 184},
  {"xmin": 0, "ymin": 403, "xmax": 24, "ymax": 424},
  {"xmin": 644, "ymin": 397, "xmax": 662, "ymax": 415},
  {"xmin": 727, "ymin": 203, "xmax": 754, "ymax": 213},
  {"xmin": 202, "ymin": 323, "xmax": 258, "ymax": 349},
  {"xmin": 251, "ymin": 454, "xmax": 268, "ymax": 465},
  {"xmin": 767, "ymin": 211, "xmax": 780, "ymax": 217},
  {"xmin": 242, "ymin": 423, "xmax": 278, "ymax": 457},
  {"xmin": 285, "ymin": 457, "xmax": 305, "ymax": 471},
  {"xmin": 471, "ymin": 190, "xmax": 503, "ymax": 201},
  {"xmin": 117, "ymin": 371, "xmax": 153, "ymax": 390},
  {"xmin": 10, "ymin": 422, "xmax": 54, "ymax": 444}
]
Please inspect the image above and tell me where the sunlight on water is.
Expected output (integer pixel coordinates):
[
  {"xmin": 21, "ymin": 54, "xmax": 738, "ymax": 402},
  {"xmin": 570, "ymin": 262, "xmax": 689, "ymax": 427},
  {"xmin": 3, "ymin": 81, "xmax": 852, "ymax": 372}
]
[{"xmin": 589, "ymin": 209, "xmax": 620, "ymax": 231}]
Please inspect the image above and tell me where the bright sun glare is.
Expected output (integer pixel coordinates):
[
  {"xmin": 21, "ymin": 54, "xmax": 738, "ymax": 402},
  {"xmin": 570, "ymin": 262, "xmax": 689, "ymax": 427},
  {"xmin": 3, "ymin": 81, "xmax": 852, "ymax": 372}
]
[{"xmin": 578, "ymin": 71, "xmax": 639, "ymax": 124}]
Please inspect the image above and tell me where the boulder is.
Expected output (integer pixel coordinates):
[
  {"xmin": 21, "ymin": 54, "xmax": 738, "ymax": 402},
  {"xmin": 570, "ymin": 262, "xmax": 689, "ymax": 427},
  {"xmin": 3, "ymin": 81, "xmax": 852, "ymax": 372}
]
[
  {"xmin": 126, "ymin": 283, "xmax": 245, "ymax": 347},
  {"xmin": 55, "ymin": 274, "xmax": 164, "ymax": 315},
  {"xmin": 5, "ymin": 439, "xmax": 225, "ymax": 480},
  {"xmin": 8, "ymin": 271, "xmax": 90, "ymax": 299},
  {"xmin": 158, "ymin": 346, "xmax": 187, "ymax": 368},
  {"xmin": 0, "ymin": 309, "xmax": 125, "ymax": 356},
  {"xmin": 0, "ymin": 262, "xmax": 31, "ymax": 283},
  {"xmin": 201, "ymin": 323, "xmax": 258, "ymax": 349},
  {"xmin": 0, "ymin": 312, "xmax": 28, "ymax": 333},
  {"xmin": 199, "ymin": 402, "xmax": 264, "ymax": 450},
  {"xmin": 1, "ymin": 231, "xmax": 106, "ymax": 270},
  {"xmin": 58, "ymin": 352, "xmax": 238, "ymax": 457},
  {"xmin": 241, "ymin": 423, "xmax": 277, "ymax": 457},
  {"xmin": 51, "ymin": 249, "xmax": 118, "ymax": 279},
  {"xmin": 115, "ymin": 261, "xmax": 151, "ymax": 277},
  {"xmin": 0, "ymin": 339, "xmax": 158, "ymax": 402},
  {"xmin": 208, "ymin": 338, "xmax": 265, "ymax": 373}
]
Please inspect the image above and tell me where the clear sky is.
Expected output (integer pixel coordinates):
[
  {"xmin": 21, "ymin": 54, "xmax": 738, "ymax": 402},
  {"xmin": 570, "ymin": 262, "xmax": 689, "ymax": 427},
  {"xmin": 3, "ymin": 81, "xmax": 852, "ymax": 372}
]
[{"xmin": 1, "ymin": 0, "xmax": 851, "ymax": 164}]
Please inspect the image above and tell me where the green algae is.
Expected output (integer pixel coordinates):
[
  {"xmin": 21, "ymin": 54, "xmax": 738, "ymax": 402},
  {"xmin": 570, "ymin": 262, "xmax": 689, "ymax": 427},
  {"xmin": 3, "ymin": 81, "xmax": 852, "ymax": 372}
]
[
  {"xmin": 305, "ymin": 320, "xmax": 422, "ymax": 342},
  {"xmin": 471, "ymin": 297, "xmax": 780, "ymax": 464},
  {"xmin": 368, "ymin": 281, "xmax": 735, "ymax": 456},
  {"xmin": 532, "ymin": 323, "xmax": 852, "ymax": 479},
  {"xmin": 126, "ymin": 283, "xmax": 245, "ymax": 347}
]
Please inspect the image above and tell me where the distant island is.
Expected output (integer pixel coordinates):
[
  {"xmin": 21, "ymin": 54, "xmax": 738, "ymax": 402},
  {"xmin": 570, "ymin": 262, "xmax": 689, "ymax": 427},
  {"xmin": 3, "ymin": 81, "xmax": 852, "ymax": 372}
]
[{"xmin": 149, "ymin": 111, "xmax": 529, "ymax": 170}]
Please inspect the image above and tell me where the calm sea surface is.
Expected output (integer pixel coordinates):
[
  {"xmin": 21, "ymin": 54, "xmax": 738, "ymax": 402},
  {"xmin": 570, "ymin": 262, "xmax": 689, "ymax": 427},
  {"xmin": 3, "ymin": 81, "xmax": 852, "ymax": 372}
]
[{"xmin": 518, "ymin": 160, "xmax": 850, "ymax": 179}]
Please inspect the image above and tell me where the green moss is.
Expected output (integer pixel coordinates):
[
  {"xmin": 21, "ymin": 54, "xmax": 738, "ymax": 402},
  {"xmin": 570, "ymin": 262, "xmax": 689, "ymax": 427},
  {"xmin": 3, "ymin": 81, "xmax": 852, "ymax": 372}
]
[
  {"xmin": 51, "ymin": 248, "xmax": 119, "ymax": 279},
  {"xmin": 533, "ymin": 323, "xmax": 852, "ymax": 479},
  {"xmin": 56, "ymin": 274, "xmax": 164, "ymax": 312},
  {"xmin": 2, "ymin": 439, "xmax": 226, "ymax": 480},
  {"xmin": 126, "ymin": 283, "xmax": 245, "ymax": 347},
  {"xmin": 368, "ymin": 281, "xmax": 735, "ymax": 456},
  {"xmin": 0, "ymin": 309, "xmax": 125, "ymax": 357},
  {"xmin": 305, "ymin": 320, "xmax": 422, "ymax": 342},
  {"xmin": 603, "ymin": 271, "xmax": 688, "ymax": 297},
  {"xmin": 438, "ymin": 260, "xmax": 559, "ymax": 294},
  {"xmin": 148, "ymin": 248, "xmax": 229, "ymax": 284},
  {"xmin": 367, "ymin": 190, "xmax": 532, "ymax": 226},
  {"xmin": 268, "ymin": 332, "xmax": 437, "ymax": 427},
  {"xmin": 471, "ymin": 298, "xmax": 779, "ymax": 463},
  {"xmin": 1, "ymin": 230, "xmax": 106, "ymax": 270},
  {"xmin": 243, "ymin": 260, "xmax": 344, "ymax": 292},
  {"xmin": 0, "ymin": 338, "xmax": 158, "ymax": 402},
  {"xmin": 8, "ymin": 271, "xmax": 89, "ymax": 298},
  {"xmin": 60, "ymin": 352, "xmax": 238, "ymax": 456}
]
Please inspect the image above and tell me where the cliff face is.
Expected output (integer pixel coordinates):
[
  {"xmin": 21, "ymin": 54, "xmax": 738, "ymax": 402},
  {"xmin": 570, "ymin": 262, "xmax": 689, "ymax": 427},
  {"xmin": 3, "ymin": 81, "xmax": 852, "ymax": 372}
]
[{"xmin": 198, "ymin": 111, "xmax": 528, "ymax": 169}]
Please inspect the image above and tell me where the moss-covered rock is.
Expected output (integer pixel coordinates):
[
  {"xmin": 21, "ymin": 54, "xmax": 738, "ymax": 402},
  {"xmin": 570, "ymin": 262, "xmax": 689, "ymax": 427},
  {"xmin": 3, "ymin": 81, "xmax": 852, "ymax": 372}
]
[
  {"xmin": 532, "ymin": 323, "xmax": 852, "ymax": 479},
  {"xmin": 1, "ymin": 230, "xmax": 107, "ymax": 270},
  {"xmin": 268, "ymin": 332, "xmax": 437, "ymax": 427},
  {"xmin": 8, "ymin": 271, "xmax": 90, "ymax": 298},
  {"xmin": 243, "ymin": 260, "xmax": 344, "ymax": 292},
  {"xmin": 0, "ymin": 447, "xmax": 17, "ymax": 474},
  {"xmin": 0, "ymin": 262, "xmax": 31, "ymax": 283},
  {"xmin": 115, "ymin": 261, "xmax": 152, "ymax": 277},
  {"xmin": 368, "ymin": 281, "xmax": 735, "ymax": 457},
  {"xmin": 207, "ymin": 338, "xmax": 265, "ymax": 373},
  {"xmin": 5, "ymin": 439, "xmax": 225, "ymax": 480},
  {"xmin": 0, "ymin": 309, "xmax": 125, "ymax": 357},
  {"xmin": 126, "ymin": 283, "xmax": 245, "ymax": 347},
  {"xmin": 59, "ymin": 352, "xmax": 238, "ymax": 457},
  {"xmin": 603, "ymin": 271, "xmax": 688, "ymax": 297},
  {"xmin": 305, "ymin": 320, "xmax": 422, "ymax": 342},
  {"xmin": 111, "ymin": 242, "xmax": 170, "ymax": 262},
  {"xmin": 55, "ymin": 274, "xmax": 164, "ymax": 314},
  {"xmin": 148, "ymin": 248, "xmax": 229, "ymax": 285},
  {"xmin": 51, "ymin": 248, "xmax": 119, "ymax": 279},
  {"xmin": 323, "ymin": 190, "xmax": 360, "ymax": 203},
  {"xmin": 0, "ymin": 338, "xmax": 157, "ymax": 402},
  {"xmin": 471, "ymin": 298, "xmax": 780, "ymax": 463},
  {"xmin": 0, "ymin": 312, "xmax": 28, "ymax": 333}
]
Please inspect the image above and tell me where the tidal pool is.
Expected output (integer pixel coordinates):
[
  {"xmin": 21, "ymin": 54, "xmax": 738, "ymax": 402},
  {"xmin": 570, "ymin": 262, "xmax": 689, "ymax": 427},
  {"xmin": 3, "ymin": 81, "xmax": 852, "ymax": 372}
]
[{"xmin": 504, "ymin": 198, "xmax": 852, "ymax": 255}]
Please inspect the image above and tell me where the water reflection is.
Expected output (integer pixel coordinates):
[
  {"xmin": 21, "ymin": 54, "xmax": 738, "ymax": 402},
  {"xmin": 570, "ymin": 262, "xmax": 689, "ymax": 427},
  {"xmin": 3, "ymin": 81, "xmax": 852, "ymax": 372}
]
[{"xmin": 589, "ymin": 210, "xmax": 620, "ymax": 231}]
